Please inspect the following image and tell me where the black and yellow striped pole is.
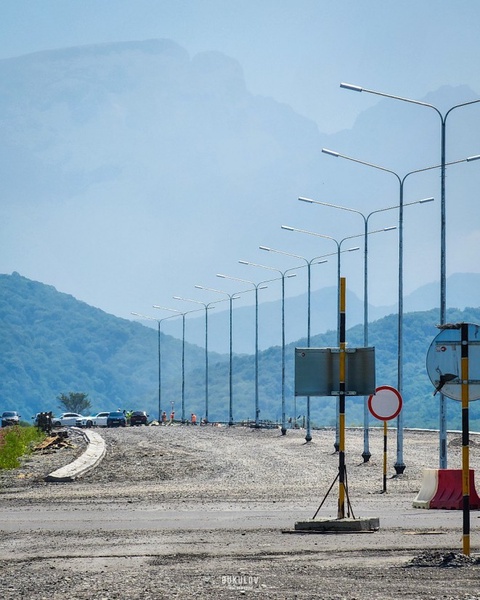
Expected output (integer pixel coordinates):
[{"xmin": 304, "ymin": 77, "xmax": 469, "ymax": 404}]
[
  {"xmin": 461, "ymin": 322, "xmax": 470, "ymax": 556},
  {"xmin": 337, "ymin": 277, "xmax": 347, "ymax": 519}
]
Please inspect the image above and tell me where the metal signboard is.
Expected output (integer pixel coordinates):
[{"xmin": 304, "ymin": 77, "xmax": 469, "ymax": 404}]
[
  {"xmin": 426, "ymin": 323, "xmax": 480, "ymax": 401},
  {"xmin": 294, "ymin": 347, "xmax": 376, "ymax": 397}
]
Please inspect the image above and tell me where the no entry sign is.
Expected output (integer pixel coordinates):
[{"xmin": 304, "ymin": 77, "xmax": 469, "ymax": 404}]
[{"xmin": 368, "ymin": 385, "xmax": 403, "ymax": 421}]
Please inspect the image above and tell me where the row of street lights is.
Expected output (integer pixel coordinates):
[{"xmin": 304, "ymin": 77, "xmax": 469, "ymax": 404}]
[
  {"xmin": 298, "ymin": 195, "xmax": 433, "ymax": 460},
  {"xmin": 132, "ymin": 83, "xmax": 480, "ymax": 462},
  {"xmin": 281, "ymin": 223, "xmax": 397, "ymax": 453},
  {"xmin": 325, "ymin": 82, "xmax": 480, "ymax": 470}
]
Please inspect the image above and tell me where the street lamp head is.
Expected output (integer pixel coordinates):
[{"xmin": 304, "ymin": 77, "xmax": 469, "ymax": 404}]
[
  {"xmin": 384, "ymin": 226, "xmax": 397, "ymax": 232},
  {"xmin": 321, "ymin": 148, "xmax": 340, "ymax": 158},
  {"xmin": 217, "ymin": 273, "xmax": 259, "ymax": 287},
  {"xmin": 467, "ymin": 154, "xmax": 480, "ymax": 162},
  {"xmin": 340, "ymin": 82, "xmax": 363, "ymax": 92},
  {"xmin": 153, "ymin": 305, "xmax": 181, "ymax": 313},
  {"xmin": 419, "ymin": 197, "xmax": 435, "ymax": 204},
  {"xmin": 298, "ymin": 196, "xmax": 314, "ymax": 203},
  {"xmin": 281, "ymin": 225, "xmax": 295, "ymax": 232},
  {"xmin": 259, "ymin": 245, "xmax": 271, "ymax": 251}
]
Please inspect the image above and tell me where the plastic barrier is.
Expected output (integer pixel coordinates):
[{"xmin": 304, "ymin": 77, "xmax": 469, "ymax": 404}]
[
  {"xmin": 430, "ymin": 469, "xmax": 480, "ymax": 510},
  {"xmin": 412, "ymin": 469, "xmax": 439, "ymax": 509},
  {"xmin": 413, "ymin": 469, "xmax": 480, "ymax": 510}
]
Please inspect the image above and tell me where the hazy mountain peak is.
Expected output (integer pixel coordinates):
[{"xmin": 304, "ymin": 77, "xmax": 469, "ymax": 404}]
[
  {"xmin": 191, "ymin": 50, "xmax": 247, "ymax": 98},
  {"xmin": 1, "ymin": 38, "xmax": 189, "ymax": 65}
]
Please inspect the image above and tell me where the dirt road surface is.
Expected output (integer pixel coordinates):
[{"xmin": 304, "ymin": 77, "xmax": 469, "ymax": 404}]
[{"xmin": 1, "ymin": 425, "xmax": 480, "ymax": 599}]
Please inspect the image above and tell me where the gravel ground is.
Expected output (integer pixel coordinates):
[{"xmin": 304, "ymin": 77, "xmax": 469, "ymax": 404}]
[{"xmin": 1, "ymin": 424, "xmax": 480, "ymax": 599}]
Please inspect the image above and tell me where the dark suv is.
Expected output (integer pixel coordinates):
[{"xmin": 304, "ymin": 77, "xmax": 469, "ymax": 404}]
[
  {"xmin": 1, "ymin": 411, "xmax": 20, "ymax": 427},
  {"xmin": 129, "ymin": 411, "xmax": 148, "ymax": 426},
  {"xmin": 106, "ymin": 411, "xmax": 127, "ymax": 428}
]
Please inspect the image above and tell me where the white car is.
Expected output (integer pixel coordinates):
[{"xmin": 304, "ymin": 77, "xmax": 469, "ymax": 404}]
[
  {"xmin": 83, "ymin": 412, "xmax": 110, "ymax": 428},
  {"xmin": 52, "ymin": 413, "xmax": 86, "ymax": 428}
]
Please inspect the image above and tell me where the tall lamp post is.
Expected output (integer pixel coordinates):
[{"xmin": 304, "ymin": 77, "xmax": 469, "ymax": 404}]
[
  {"xmin": 172, "ymin": 297, "xmax": 221, "ymax": 423},
  {"xmin": 131, "ymin": 311, "xmax": 179, "ymax": 422},
  {"xmin": 298, "ymin": 196, "xmax": 433, "ymax": 461},
  {"xmin": 194, "ymin": 285, "xmax": 240, "ymax": 426},
  {"xmin": 322, "ymin": 148, "xmax": 478, "ymax": 471},
  {"xmin": 216, "ymin": 273, "xmax": 271, "ymax": 427},
  {"xmin": 259, "ymin": 246, "xmax": 328, "ymax": 441},
  {"xmin": 238, "ymin": 259, "xmax": 297, "ymax": 435},
  {"xmin": 340, "ymin": 82, "xmax": 480, "ymax": 468},
  {"xmin": 282, "ymin": 225, "xmax": 395, "ymax": 450},
  {"xmin": 153, "ymin": 305, "xmax": 202, "ymax": 424}
]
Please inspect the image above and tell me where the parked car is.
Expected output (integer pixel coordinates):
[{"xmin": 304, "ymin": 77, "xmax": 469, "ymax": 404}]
[
  {"xmin": 82, "ymin": 412, "xmax": 110, "ymax": 428},
  {"xmin": 129, "ymin": 411, "xmax": 149, "ymax": 426},
  {"xmin": 106, "ymin": 411, "xmax": 127, "ymax": 428},
  {"xmin": 52, "ymin": 412, "xmax": 85, "ymax": 428},
  {"xmin": 1, "ymin": 411, "xmax": 21, "ymax": 427}
]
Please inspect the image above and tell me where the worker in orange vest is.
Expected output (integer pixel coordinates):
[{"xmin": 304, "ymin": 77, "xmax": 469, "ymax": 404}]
[
  {"xmin": 161, "ymin": 411, "xmax": 167, "ymax": 425},
  {"xmin": 191, "ymin": 413, "xmax": 197, "ymax": 425},
  {"xmin": 169, "ymin": 411, "xmax": 175, "ymax": 424}
]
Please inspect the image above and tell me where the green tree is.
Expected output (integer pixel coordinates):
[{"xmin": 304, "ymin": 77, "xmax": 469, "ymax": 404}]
[{"xmin": 57, "ymin": 392, "xmax": 92, "ymax": 414}]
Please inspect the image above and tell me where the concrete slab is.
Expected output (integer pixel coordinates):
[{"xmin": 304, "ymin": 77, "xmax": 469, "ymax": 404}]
[{"xmin": 293, "ymin": 517, "xmax": 380, "ymax": 533}]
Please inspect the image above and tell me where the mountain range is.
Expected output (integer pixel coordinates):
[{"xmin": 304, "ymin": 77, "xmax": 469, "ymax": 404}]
[{"xmin": 3, "ymin": 272, "xmax": 480, "ymax": 434}]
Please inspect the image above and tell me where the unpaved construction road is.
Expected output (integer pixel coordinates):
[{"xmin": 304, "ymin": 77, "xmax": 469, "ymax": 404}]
[{"xmin": 1, "ymin": 425, "xmax": 480, "ymax": 599}]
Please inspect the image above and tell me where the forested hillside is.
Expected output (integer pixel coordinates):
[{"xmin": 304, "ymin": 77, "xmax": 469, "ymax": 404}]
[
  {"xmin": 2, "ymin": 272, "xmax": 480, "ymax": 431},
  {"xmin": 0, "ymin": 273, "xmax": 219, "ymax": 420}
]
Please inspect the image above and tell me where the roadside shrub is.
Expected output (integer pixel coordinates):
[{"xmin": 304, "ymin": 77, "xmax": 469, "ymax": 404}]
[{"xmin": 0, "ymin": 426, "xmax": 45, "ymax": 470}]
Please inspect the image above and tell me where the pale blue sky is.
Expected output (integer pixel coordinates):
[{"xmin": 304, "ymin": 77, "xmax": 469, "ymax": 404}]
[
  {"xmin": 1, "ymin": 1, "xmax": 479, "ymax": 133},
  {"xmin": 1, "ymin": 1, "xmax": 480, "ymax": 323}
]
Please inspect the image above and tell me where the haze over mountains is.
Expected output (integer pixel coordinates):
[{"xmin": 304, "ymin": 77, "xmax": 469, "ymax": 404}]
[
  {"xmin": 161, "ymin": 272, "xmax": 480, "ymax": 354},
  {"xmin": 1, "ymin": 39, "xmax": 480, "ymax": 328},
  {"xmin": 3, "ymin": 271, "xmax": 480, "ymax": 432}
]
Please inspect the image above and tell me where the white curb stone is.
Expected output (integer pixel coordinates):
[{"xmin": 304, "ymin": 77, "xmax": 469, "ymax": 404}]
[{"xmin": 44, "ymin": 427, "xmax": 106, "ymax": 482}]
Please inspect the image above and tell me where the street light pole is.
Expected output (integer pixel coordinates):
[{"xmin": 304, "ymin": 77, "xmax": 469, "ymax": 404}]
[
  {"xmin": 131, "ymin": 312, "xmax": 179, "ymax": 422},
  {"xmin": 281, "ymin": 225, "xmax": 395, "ymax": 450},
  {"xmin": 322, "ymin": 148, "xmax": 478, "ymax": 470},
  {"xmin": 298, "ymin": 196, "xmax": 433, "ymax": 461},
  {"xmin": 153, "ymin": 305, "xmax": 203, "ymax": 424},
  {"xmin": 173, "ymin": 296, "xmax": 222, "ymax": 423},
  {"xmin": 238, "ymin": 260, "xmax": 297, "ymax": 435},
  {"xmin": 216, "ymin": 273, "xmax": 271, "ymax": 427},
  {"xmin": 340, "ymin": 82, "xmax": 480, "ymax": 468},
  {"xmin": 194, "ymin": 285, "xmax": 240, "ymax": 426},
  {"xmin": 259, "ymin": 246, "xmax": 328, "ymax": 441}
]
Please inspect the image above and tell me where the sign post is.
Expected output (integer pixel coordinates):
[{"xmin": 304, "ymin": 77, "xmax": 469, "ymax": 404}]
[
  {"xmin": 426, "ymin": 322, "xmax": 480, "ymax": 556},
  {"xmin": 368, "ymin": 385, "xmax": 403, "ymax": 493},
  {"xmin": 293, "ymin": 277, "xmax": 379, "ymax": 533},
  {"xmin": 460, "ymin": 323, "xmax": 470, "ymax": 556}
]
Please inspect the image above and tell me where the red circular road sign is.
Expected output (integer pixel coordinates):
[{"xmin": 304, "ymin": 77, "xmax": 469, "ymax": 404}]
[{"xmin": 368, "ymin": 385, "xmax": 403, "ymax": 421}]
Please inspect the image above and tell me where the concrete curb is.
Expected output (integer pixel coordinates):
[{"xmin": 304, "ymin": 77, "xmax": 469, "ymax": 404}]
[{"xmin": 44, "ymin": 427, "xmax": 106, "ymax": 482}]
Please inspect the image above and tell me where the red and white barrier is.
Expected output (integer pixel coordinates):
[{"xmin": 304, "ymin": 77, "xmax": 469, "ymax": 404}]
[{"xmin": 413, "ymin": 469, "xmax": 480, "ymax": 509}]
